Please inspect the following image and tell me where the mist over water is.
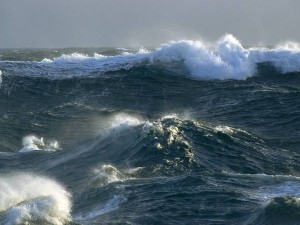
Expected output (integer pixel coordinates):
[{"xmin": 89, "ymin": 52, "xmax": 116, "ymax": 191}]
[{"xmin": 0, "ymin": 33, "xmax": 300, "ymax": 224}]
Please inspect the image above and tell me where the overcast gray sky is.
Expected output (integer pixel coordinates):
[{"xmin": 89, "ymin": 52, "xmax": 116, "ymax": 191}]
[{"xmin": 0, "ymin": 0, "xmax": 299, "ymax": 48}]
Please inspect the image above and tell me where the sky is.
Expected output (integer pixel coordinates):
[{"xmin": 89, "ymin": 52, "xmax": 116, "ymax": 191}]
[{"xmin": 0, "ymin": 0, "xmax": 300, "ymax": 48}]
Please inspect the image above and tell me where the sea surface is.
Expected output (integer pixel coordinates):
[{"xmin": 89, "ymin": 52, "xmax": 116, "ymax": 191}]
[{"xmin": 0, "ymin": 34, "xmax": 300, "ymax": 225}]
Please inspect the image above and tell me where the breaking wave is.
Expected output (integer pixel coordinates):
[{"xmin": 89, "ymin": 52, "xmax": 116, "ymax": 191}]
[
  {"xmin": 0, "ymin": 173, "xmax": 71, "ymax": 225},
  {"xmin": 1, "ymin": 34, "xmax": 299, "ymax": 80},
  {"xmin": 38, "ymin": 34, "xmax": 300, "ymax": 80},
  {"xmin": 19, "ymin": 135, "xmax": 60, "ymax": 153},
  {"xmin": 1, "ymin": 36, "xmax": 300, "ymax": 224},
  {"xmin": 91, "ymin": 164, "xmax": 126, "ymax": 187},
  {"xmin": 108, "ymin": 113, "xmax": 146, "ymax": 131}
]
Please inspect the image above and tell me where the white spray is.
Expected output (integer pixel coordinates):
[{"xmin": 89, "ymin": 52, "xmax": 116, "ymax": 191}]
[{"xmin": 0, "ymin": 173, "xmax": 71, "ymax": 225}]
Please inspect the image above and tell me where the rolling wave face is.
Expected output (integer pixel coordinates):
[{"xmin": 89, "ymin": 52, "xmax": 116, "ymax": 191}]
[{"xmin": 247, "ymin": 191, "xmax": 300, "ymax": 225}]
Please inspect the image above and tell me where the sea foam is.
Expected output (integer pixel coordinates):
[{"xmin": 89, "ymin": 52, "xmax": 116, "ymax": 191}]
[
  {"xmin": 0, "ymin": 173, "xmax": 71, "ymax": 225},
  {"xmin": 92, "ymin": 164, "xmax": 126, "ymax": 186},
  {"xmin": 19, "ymin": 135, "xmax": 60, "ymax": 153},
  {"xmin": 38, "ymin": 34, "xmax": 300, "ymax": 80},
  {"xmin": 151, "ymin": 34, "xmax": 252, "ymax": 79},
  {"xmin": 151, "ymin": 34, "xmax": 300, "ymax": 79}
]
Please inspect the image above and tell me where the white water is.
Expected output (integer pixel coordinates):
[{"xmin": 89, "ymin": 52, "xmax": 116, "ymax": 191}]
[
  {"xmin": 19, "ymin": 135, "xmax": 60, "ymax": 153},
  {"xmin": 215, "ymin": 125, "xmax": 234, "ymax": 134},
  {"xmin": 92, "ymin": 164, "xmax": 126, "ymax": 186},
  {"xmin": 37, "ymin": 34, "xmax": 300, "ymax": 80},
  {"xmin": 0, "ymin": 173, "xmax": 71, "ymax": 225},
  {"xmin": 41, "ymin": 49, "xmax": 147, "ymax": 74},
  {"xmin": 93, "ymin": 113, "xmax": 149, "ymax": 137}
]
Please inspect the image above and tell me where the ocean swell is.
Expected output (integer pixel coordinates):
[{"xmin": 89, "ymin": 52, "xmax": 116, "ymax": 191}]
[
  {"xmin": 0, "ymin": 34, "xmax": 299, "ymax": 80},
  {"xmin": 35, "ymin": 34, "xmax": 300, "ymax": 80}
]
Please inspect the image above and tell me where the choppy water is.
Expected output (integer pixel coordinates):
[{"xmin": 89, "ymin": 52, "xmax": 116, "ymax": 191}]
[{"xmin": 0, "ymin": 35, "xmax": 300, "ymax": 225}]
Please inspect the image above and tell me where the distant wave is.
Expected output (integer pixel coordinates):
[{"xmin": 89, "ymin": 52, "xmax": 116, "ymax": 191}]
[
  {"xmin": 1, "ymin": 34, "xmax": 300, "ymax": 81},
  {"xmin": 36, "ymin": 34, "xmax": 300, "ymax": 80},
  {"xmin": 153, "ymin": 35, "xmax": 300, "ymax": 79}
]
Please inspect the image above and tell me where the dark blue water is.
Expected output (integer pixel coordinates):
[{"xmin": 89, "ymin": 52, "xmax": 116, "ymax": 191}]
[{"xmin": 1, "ymin": 37, "xmax": 300, "ymax": 225}]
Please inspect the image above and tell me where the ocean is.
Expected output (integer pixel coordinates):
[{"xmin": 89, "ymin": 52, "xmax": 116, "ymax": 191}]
[{"xmin": 0, "ymin": 34, "xmax": 300, "ymax": 225}]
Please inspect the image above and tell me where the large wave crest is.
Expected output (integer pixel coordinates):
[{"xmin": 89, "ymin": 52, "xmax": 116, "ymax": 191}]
[{"xmin": 1, "ymin": 34, "xmax": 300, "ymax": 80}]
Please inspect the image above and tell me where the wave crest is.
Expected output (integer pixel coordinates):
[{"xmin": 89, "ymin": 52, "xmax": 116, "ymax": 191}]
[
  {"xmin": 32, "ymin": 34, "xmax": 300, "ymax": 80},
  {"xmin": 0, "ymin": 173, "xmax": 71, "ymax": 225},
  {"xmin": 19, "ymin": 135, "xmax": 60, "ymax": 153},
  {"xmin": 1, "ymin": 34, "xmax": 300, "ymax": 80},
  {"xmin": 151, "ymin": 34, "xmax": 253, "ymax": 79}
]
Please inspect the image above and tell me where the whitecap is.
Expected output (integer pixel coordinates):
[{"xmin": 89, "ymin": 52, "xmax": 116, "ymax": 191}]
[
  {"xmin": 94, "ymin": 113, "xmax": 149, "ymax": 136},
  {"xmin": 4, "ymin": 34, "xmax": 298, "ymax": 80},
  {"xmin": 215, "ymin": 125, "xmax": 234, "ymax": 134},
  {"xmin": 92, "ymin": 164, "xmax": 126, "ymax": 186},
  {"xmin": 151, "ymin": 35, "xmax": 252, "ymax": 80},
  {"xmin": 109, "ymin": 113, "xmax": 145, "ymax": 131},
  {"xmin": 0, "ymin": 173, "xmax": 71, "ymax": 225},
  {"xmin": 19, "ymin": 135, "xmax": 60, "ymax": 153}
]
